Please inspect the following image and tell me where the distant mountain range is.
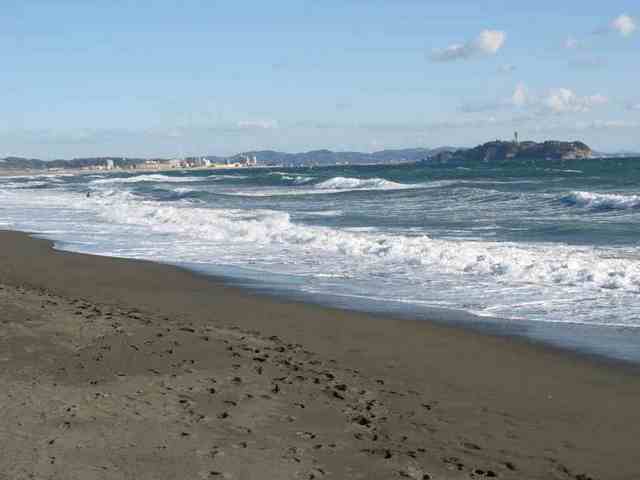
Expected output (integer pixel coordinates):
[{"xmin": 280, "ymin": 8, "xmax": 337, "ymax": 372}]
[
  {"xmin": 227, "ymin": 147, "xmax": 458, "ymax": 167},
  {"xmin": 0, "ymin": 148, "xmax": 456, "ymax": 171}
]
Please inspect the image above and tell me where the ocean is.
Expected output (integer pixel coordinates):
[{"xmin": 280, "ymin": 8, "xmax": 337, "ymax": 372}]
[{"xmin": 1, "ymin": 158, "xmax": 639, "ymax": 363}]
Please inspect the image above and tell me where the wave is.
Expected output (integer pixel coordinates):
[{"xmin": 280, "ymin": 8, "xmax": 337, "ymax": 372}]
[
  {"xmin": 92, "ymin": 174, "xmax": 205, "ymax": 184},
  {"xmin": 207, "ymin": 174, "xmax": 249, "ymax": 180},
  {"xmin": 1, "ymin": 180, "xmax": 56, "ymax": 189},
  {"xmin": 172, "ymin": 187, "xmax": 195, "ymax": 194},
  {"xmin": 267, "ymin": 172, "xmax": 314, "ymax": 184},
  {"xmin": 0, "ymin": 173, "xmax": 73, "ymax": 180},
  {"xmin": 562, "ymin": 191, "xmax": 640, "ymax": 210},
  {"xmin": 3, "ymin": 180, "xmax": 640, "ymax": 330},
  {"xmin": 216, "ymin": 176, "xmax": 426, "ymax": 198},
  {"xmin": 300, "ymin": 210, "xmax": 344, "ymax": 217},
  {"xmin": 545, "ymin": 168, "xmax": 584, "ymax": 174},
  {"xmin": 88, "ymin": 191, "xmax": 640, "ymax": 292},
  {"xmin": 314, "ymin": 176, "xmax": 419, "ymax": 191},
  {"xmin": 289, "ymin": 175, "xmax": 315, "ymax": 185}
]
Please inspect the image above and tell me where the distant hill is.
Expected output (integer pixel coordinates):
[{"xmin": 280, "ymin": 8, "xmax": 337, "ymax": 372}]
[
  {"xmin": 429, "ymin": 140, "xmax": 593, "ymax": 164},
  {"xmin": 1, "ymin": 156, "xmax": 47, "ymax": 170},
  {"xmin": 231, "ymin": 147, "xmax": 440, "ymax": 167}
]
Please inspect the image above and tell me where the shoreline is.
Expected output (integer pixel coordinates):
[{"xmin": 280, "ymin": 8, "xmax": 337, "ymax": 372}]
[
  {"xmin": 1, "ymin": 230, "xmax": 639, "ymax": 479},
  {"xmin": 178, "ymin": 260, "xmax": 640, "ymax": 372},
  {"xmin": 38, "ymin": 227, "xmax": 640, "ymax": 372}
]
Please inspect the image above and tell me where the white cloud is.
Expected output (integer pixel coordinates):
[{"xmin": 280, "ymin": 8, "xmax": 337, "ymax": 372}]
[
  {"xmin": 511, "ymin": 83, "xmax": 529, "ymax": 107},
  {"xmin": 236, "ymin": 119, "xmax": 279, "ymax": 129},
  {"xmin": 629, "ymin": 103, "xmax": 640, "ymax": 111},
  {"xmin": 611, "ymin": 14, "xmax": 636, "ymax": 37},
  {"xmin": 543, "ymin": 88, "xmax": 608, "ymax": 113},
  {"xmin": 431, "ymin": 30, "xmax": 506, "ymax": 62},
  {"xmin": 461, "ymin": 83, "xmax": 607, "ymax": 115},
  {"xmin": 475, "ymin": 30, "xmax": 506, "ymax": 54},
  {"xmin": 564, "ymin": 36, "xmax": 579, "ymax": 49}
]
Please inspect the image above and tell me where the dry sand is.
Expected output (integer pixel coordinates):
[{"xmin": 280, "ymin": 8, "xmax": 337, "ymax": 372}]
[{"xmin": 0, "ymin": 230, "xmax": 639, "ymax": 480}]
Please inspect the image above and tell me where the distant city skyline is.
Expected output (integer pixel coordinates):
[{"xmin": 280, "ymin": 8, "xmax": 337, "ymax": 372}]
[{"xmin": 1, "ymin": 1, "xmax": 638, "ymax": 158}]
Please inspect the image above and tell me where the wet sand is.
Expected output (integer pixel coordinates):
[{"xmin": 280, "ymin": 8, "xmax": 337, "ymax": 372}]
[{"xmin": 0, "ymin": 230, "xmax": 638, "ymax": 479}]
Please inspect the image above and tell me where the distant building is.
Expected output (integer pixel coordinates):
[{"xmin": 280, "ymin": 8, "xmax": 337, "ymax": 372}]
[
  {"xmin": 105, "ymin": 159, "xmax": 115, "ymax": 170},
  {"xmin": 139, "ymin": 160, "xmax": 161, "ymax": 170},
  {"xmin": 237, "ymin": 154, "xmax": 258, "ymax": 166}
]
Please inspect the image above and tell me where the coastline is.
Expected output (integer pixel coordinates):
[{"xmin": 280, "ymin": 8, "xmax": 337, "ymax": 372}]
[
  {"xmin": 0, "ymin": 164, "xmax": 264, "ymax": 178},
  {"xmin": 1, "ymin": 229, "xmax": 639, "ymax": 479}
]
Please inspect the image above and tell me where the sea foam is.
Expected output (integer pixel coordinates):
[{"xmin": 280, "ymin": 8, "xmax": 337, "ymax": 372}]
[{"xmin": 92, "ymin": 174, "xmax": 206, "ymax": 184}]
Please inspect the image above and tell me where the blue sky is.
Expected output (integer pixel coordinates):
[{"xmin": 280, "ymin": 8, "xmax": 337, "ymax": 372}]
[{"xmin": 1, "ymin": 0, "xmax": 638, "ymax": 158}]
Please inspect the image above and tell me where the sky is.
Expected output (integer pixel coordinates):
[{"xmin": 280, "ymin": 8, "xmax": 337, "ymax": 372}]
[{"xmin": 1, "ymin": 0, "xmax": 639, "ymax": 158}]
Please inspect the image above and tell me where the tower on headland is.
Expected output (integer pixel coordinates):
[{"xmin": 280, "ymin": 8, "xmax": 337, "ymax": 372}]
[{"xmin": 514, "ymin": 131, "xmax": 519, "ymax": 145}]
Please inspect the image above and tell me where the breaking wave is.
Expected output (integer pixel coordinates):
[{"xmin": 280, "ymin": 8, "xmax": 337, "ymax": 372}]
[
  {"xmin": 268, "ymin": 172, "xmax": 314, "ymax": 184},
  {"xmin": 89, "ymin": 191, "xmax": 640, "ymax": 293},
  {"xmin": 207, "ymin": 174, "xmax": 249, "ymax": 180},
  {"xmin": 92, "ymin": 174, "xmax": 206, "ymax": 184},
  {"xmin": 562, "ymin": 191, "xmax": 640, "ymax": 210},
  {"xmin": 314, "ymin": 176, "xmax": 420, "ymax": 191}
]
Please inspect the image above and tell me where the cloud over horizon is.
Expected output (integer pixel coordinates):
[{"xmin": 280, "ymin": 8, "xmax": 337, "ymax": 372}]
[
  {"xmin": 568, "ymin": 14, "xmax": 636, "ymax": 52},
  {"xmin": 511, "ymin": 83, "xmax": 529, "ymax": 108},
  {"xmin": 462, "ymin": 84, "xmax": 608, "ymax": 115},
  {"xmin": 543, "ymin": 88, "xmax": 608, "ymax": 113},
  {"xmin": 595, "ymin": 14, "xmax": 637, "ymax": 37},
  {"xmin": 236, "ymin": 119, "xmax": 279, "ymax": 130},
  {"xmin": 564, "ymin": 36, "xmax": 579, "ymax": 49},
  {"xmin": 611, "ymin": 14, "xmax": 637, "ymax": 37},
  {"xmin": 431, "ymin": 30, "xmax": 506, "ymax": 62},
  {"xmin": 511, "ymin": 84, "xmax": 608, "ymax": 113}
]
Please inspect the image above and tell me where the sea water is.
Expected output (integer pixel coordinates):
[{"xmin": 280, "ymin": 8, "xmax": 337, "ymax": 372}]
[{"xmin": 1, "ymin": 159, "xmax": 639, "ymax": 362}]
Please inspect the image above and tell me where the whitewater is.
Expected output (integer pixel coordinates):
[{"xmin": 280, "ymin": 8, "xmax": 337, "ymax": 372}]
[{"xmin": 1, "ymin": 158, "xmax": 639, "ymax": 361}]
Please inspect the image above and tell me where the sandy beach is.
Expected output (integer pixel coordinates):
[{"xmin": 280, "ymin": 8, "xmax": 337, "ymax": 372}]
[{"xmin": 1, "ymin": 230, "xmax": 639, "ymax": 479}]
